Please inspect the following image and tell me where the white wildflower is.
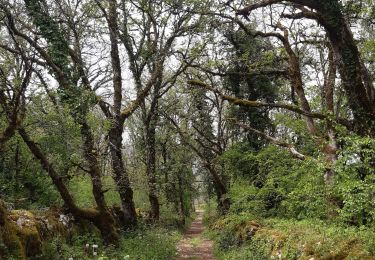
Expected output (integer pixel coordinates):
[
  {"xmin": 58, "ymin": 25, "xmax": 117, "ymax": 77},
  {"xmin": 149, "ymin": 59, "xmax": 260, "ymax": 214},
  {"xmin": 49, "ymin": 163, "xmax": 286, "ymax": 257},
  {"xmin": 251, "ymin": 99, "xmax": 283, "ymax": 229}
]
[{"xmin": 92, "ymin": 244, "xmax": 98, "ymax": 256}]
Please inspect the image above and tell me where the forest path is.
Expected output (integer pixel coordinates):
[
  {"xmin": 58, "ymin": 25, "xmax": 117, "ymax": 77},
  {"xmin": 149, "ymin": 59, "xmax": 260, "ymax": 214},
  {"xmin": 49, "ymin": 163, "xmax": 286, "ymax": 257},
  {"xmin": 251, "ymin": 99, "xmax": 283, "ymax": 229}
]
[{"xmin": 176, "ymin": 210, "xmax": 215, "ymax": 260}]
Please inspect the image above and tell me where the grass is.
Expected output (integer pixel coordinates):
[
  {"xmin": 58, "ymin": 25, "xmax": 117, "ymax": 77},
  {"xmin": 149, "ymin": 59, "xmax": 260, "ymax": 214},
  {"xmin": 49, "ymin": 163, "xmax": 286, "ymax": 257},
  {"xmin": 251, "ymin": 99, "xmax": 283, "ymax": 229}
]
[
  {"xmin": 41, "ymin": 224, "xmax": 183, "ymax": 260},
  {"xmin": 68, "ymin": 175, "xmax": 122, "ymax": 208},
  {"xmin": 189, "ymin": 237, "xmax": 202, "ymax": 248},
  {"xmin": 117, "ymin": 226, "xmax": 182, "ymax": 260}
]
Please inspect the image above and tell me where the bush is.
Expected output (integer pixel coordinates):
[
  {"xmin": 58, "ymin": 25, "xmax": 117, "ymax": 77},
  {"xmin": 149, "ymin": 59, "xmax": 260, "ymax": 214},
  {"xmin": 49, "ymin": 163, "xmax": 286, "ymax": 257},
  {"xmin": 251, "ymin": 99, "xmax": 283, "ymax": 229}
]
[
  {"xmin": 334, "ymin": 135, "xmax": 375, "ymax": 225},
  {"xmin": 221, "ymin": 145, "xmax": 328, "ymax": 220}
]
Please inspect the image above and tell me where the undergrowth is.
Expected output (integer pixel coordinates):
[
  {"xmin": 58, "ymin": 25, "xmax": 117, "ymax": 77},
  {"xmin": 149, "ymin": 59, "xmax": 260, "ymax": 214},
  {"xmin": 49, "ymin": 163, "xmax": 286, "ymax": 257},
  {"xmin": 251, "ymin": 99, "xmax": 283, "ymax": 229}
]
[
  {"xmin": 205, "ymin": 213, "xmax": 375, "ymax": 260},
  {"xmin": 41, "ymin": 224, "xmax": 182, "ymax": 260},
  {"xmin": 204, "ymin": 140, "xmax": 375, "ymax": 260}
]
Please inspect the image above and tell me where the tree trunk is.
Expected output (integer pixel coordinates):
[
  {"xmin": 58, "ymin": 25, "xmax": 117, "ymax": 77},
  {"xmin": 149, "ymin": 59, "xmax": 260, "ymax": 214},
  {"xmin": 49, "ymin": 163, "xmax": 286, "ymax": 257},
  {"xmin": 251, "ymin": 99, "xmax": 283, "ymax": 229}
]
[
  {"xmin": 177, "ymin": 174, "xmax": 186, "ymax": 225},
  {"xmin": 293, "ymin": 0, "xmax": 375, "ymax": 133},
  {"xmin": 104, "ymin": 0, "xmax": 138, "ymax": 228},
  {"xmin": 206, "ymin": 164, "xmax": 230, "ymax": 214},
  {"xmin": 238, "ymin": 0, "xmax": 375, "ymax": 134},
  {"xmin": 144, "ymin": 113, "xmax": 160, "ymax": 221},
  {"xmin": 323, "ymin": 48, "xmax": 338, "ymax": 186},
  {"xmin": 108, "ymin": 122, "xmax": 137, "ymax": 227},
  {"xmin": 282, "ymin": 31, "xmax": 317, "ymax": 135},
  {"xmin": 19, "ymin": 127, "xmax": 119, "ymax": 245}
]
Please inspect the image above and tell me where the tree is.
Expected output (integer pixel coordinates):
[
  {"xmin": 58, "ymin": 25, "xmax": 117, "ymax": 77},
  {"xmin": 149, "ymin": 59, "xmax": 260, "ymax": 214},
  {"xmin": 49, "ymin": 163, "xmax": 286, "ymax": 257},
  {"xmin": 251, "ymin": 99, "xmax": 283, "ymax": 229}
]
[
  {"xmin": 116, "ymin": 0, "xmax": 206, "ymax": 220},
  {"xmin": 236, "ymin": 0, "xmax": 375, "ymax": 135},
  {"xmin": 1, "ymin": 0, "xmax": 121, "ymax": 243}
]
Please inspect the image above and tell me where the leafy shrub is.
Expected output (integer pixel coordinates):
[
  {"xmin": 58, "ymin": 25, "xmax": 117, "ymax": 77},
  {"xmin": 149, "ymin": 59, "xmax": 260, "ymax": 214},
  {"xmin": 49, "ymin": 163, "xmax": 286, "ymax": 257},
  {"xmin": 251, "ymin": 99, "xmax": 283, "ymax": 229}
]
[
  {"xmin": 217, "ymin": 230, "xmax": 239, "ymax": 251},
  {"xmin": 222, "ymin": 144, "xmax": 328, "ymax": 219},
  {"xmin": 334, "ymin": 135, "xmax": 375, "ymax": 225}
]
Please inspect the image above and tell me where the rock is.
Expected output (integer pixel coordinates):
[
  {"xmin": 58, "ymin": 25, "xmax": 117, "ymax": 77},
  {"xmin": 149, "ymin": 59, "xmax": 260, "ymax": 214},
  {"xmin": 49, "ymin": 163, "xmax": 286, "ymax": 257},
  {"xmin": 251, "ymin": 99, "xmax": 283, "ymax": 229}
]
[
  {"xmin": 0, "ymin": 200, "xmax": 25, "ymax": 259},
  {"xmin": 8, "ymin": 210, "xmax": 42, "ymax": 258},
  {"xmin": 236, "ymin": 220, "xmax": 260, "ymax": 242},
  {"xmin": 0, "ymin": 202, "xmax": 69, "ymax": 259}
]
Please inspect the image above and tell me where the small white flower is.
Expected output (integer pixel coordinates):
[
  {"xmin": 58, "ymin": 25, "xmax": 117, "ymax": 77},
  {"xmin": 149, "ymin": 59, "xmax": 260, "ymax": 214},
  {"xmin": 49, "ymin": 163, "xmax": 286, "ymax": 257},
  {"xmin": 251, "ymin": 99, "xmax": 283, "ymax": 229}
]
[
  {"xmin": 124, "ymin": 255, "xmax": 130, "ymax": 260},
  {"xmin": 59, "ymin": 214, "xmax": 70, "ymax": 226},
  {"xmin": 92, "ymin": 244, "xmax": 98, "ymax": 256}
]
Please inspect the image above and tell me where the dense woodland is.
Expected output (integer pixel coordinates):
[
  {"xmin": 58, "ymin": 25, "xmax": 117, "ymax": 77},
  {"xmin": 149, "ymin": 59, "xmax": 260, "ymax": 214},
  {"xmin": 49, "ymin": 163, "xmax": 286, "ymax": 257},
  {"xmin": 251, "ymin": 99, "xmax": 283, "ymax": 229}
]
[{"xmin": 0, "ymin": 0, "xmax": 374, "ymax": 259}]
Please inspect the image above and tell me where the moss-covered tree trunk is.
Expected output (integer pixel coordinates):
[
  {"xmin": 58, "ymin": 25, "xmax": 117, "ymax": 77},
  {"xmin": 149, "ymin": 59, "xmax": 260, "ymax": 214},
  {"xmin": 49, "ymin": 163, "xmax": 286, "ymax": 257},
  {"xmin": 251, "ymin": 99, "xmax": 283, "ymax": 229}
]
[
  {"xmin": 80, "ymin": 122, "xmax": 120, "ymax": 244},
  {"xmin": 310, "ymin": 0, "xmax": 375, "ymax": 134},
  {"xmin": 18, "ymin": 128, "xmax": 120, "ymax": 245},
  {"xmin": 20, "ymin": 0, "xmax": 120, "ymax": 244},
  {"xmin": 206, "ymin": 164, "xmax": 230, "ymax": 214},
  {"xmin": 106, "ymin": 0, "xmax": 137, "ymax": 228},
  {"xmin": 142, "ymin": 95, "xmax": 160, "ymax": 221}
]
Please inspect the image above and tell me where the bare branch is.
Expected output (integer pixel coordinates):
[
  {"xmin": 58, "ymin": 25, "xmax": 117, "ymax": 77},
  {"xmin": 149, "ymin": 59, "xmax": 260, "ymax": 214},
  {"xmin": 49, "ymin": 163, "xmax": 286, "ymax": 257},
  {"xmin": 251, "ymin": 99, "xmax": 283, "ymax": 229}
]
[{"xmin": 236, "ymin": 122, "xmax": 306, "ymax": 160}]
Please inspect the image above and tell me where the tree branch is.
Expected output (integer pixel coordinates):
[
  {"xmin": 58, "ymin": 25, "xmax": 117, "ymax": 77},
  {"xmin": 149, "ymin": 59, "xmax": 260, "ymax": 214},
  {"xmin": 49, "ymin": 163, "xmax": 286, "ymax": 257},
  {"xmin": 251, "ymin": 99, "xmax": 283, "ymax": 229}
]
[
  {"xmin": 236, "ymin": 122, "xmax": 307, "ymax": 160},
  {"xmin": 187, "ymin": 79, "xmax": 326, "ymax": 119}
]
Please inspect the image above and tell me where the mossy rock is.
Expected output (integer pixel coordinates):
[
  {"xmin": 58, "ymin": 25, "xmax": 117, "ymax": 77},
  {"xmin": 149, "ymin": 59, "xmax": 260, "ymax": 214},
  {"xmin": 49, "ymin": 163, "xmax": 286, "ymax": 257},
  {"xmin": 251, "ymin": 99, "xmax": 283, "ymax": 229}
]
[
  {"xmin": 36, "ymin": 210, "xmax": 69, "ymax": 239},
  {"xmin": 0, "ymin": 201, "xmax": 25, "ymax": 259},
  {"xmin": 0, "ymin": 201, "xmax": 96, "ymax": 259},
  {"xmin": 1, "ymin": 206, "xmax": 68, "ymax": 259},
  {"xmin": 319, "ymin": 239, "xmax": 374, "ymax": 260},
  {"xmin": 235, "ymin": 220, "xmax": 260, "ymax": 243},
  {"xmin": 8, "ymin": 210, "xmax": 42, "ymax": 258}
]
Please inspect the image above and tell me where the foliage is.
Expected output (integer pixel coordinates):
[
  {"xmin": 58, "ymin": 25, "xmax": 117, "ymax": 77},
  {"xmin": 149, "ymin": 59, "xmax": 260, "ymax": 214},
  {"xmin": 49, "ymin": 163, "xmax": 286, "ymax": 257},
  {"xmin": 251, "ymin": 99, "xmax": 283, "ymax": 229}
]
[
  {"xmin": 209, "ymin": 133, "xmax": 375, "ymax": 259},
  {"xmin": 222, "ymin": 30, "xmax": 280, "ymax": 148},
  {"xmin": 221, "ymin": 144, "xmax": 328, "ymax": 219},
  {"xmin": 41, "ymin": 225, "xmax": 182, "ymax": 260},
  {"xmin": 0, "ymin": 136, "xmax": 60, "ymax": 209},
  {"xmin": 334, "ymin": 135, "xmax": 375, "ymax": 225},
  {"xmin": 1, "ymin": 0, "xmax": 375, "ymax": 258},
  {"xmin": 209, "ymin": 216, "xmax": 375, "ymax": 260}
]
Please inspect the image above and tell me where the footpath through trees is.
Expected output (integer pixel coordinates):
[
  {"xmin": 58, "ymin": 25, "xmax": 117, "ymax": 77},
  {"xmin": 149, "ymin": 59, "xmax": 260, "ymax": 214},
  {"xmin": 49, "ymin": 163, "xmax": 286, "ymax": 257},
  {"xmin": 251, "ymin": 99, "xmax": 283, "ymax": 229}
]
[{"xmin": 176, "ymin": 210, "xmax": 215, "ymax": 260}]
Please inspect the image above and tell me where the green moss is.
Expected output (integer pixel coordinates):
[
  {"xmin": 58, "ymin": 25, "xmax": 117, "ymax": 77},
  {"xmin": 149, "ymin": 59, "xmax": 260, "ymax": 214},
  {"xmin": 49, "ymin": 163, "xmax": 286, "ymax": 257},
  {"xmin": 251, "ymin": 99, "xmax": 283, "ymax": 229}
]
[
  {"xmin": 8, "ymin": 210, "xmax": 42, "ymax": 258},
  {"xmin": 24, "ymin": 0, "xmax": 71, "ymax": 75},
  {"xmin": 0, "ymin": 202, "xmax": 25, "ymax": 259},
  {"xmin": 0, "ymin": 222, "xmax": 25, "ymax": 259},
  {"xmin": 0, "ymin": 203, "xmax": 76, "ymax": 259}
]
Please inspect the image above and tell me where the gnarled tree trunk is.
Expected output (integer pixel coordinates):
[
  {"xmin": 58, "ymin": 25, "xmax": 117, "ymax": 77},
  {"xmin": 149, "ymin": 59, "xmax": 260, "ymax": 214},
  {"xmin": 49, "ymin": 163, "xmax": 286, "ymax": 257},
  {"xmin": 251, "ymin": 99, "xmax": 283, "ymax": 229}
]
[{"xmin": 18, "ymin": 128, "xmax": 119, "ymax": 245}]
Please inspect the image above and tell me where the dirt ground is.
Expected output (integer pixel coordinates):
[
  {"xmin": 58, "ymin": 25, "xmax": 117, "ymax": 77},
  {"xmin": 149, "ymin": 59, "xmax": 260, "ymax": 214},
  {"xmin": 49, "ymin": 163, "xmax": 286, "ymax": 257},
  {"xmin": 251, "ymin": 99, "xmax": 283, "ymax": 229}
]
[{"xmin": 176, "ymin": 210, "xmax": 216, "ymax": 260}]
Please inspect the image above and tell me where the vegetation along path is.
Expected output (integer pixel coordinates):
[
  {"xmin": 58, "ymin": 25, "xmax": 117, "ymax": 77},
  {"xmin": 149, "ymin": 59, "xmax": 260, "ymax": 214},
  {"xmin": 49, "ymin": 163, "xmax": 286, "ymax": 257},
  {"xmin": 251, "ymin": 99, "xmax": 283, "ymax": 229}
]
[{"xmin": 176, "ymin": 210, "xmax": 215, "ymax": 260}]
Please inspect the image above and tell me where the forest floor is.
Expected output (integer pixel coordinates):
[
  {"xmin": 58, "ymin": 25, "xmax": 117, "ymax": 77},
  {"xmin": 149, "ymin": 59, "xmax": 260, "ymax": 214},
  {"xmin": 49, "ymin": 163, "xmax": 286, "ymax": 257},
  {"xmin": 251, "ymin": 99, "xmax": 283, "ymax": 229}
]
[{"xmin": 176, "ymin": 210, "xmax": 215, "ymax": 260}]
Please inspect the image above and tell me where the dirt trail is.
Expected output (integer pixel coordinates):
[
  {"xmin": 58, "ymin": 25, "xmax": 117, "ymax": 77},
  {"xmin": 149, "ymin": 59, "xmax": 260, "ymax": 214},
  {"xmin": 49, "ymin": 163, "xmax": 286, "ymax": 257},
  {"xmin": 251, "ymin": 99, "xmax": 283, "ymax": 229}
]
[{"xmin": 176, "ymin": 210, "xmax": 215, "ymax": 260}]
